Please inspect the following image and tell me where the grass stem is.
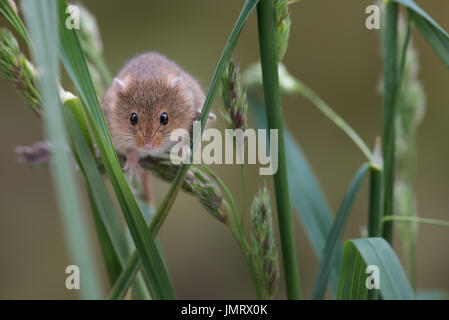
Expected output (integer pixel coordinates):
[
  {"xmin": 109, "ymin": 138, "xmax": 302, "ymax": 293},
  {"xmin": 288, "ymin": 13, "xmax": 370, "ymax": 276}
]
[
  {"xmin": 369, "ymin": 164, "xmax": 383, "ymax": 237},
  {"xmin": 382, "ymin": 216, "xmax": 449, "ymax": 228},
  {"xmin": 256, "ymin": 0, "xmax": 301, "ymax": 299}
]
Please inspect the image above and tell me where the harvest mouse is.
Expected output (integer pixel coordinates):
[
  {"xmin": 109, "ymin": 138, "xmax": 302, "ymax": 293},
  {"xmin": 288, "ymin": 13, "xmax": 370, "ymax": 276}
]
[{"xmin": 101, "ymin": 52, "xmax": 215, "ymax": 177}]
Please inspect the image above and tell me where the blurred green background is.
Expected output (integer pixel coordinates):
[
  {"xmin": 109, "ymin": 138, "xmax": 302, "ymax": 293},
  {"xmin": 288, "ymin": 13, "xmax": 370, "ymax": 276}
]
[{"xmin": 0, "ymin": 0, "xmax": 448, "ymax": 299}]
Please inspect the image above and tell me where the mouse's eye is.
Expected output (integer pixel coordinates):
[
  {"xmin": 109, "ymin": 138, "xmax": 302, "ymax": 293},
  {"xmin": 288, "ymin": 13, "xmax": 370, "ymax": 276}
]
[
  {"xmin": 160, "ymin": 112, "xmax": 168, "ymax": 125},
  {"xmin": 130, "ymin": 112, "xmax": 138, "ymax": 126}
]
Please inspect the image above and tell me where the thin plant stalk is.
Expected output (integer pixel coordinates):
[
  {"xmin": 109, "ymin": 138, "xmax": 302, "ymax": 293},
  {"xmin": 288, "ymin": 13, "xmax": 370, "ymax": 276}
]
[
  {"xmin": 381, "ymin": 1, "xmax": 399, "ymax": 244},
  {"xmin": 256, "ymin": 0, "xmax": 301, "ymax": 299},
  {"xmin": 240, "ymin": 164, "xmax": 247, "ymax": 226},
  {"xmin": 382, "ymin": 216, "xmax": 449, "ymax": 229},
  {"xmin": 369, "ymin": 164, "xmax": 383, "ymax": 237},
  {"xmin": 293, "ymin": 80, "xmax": 372, "ymax": 161},
  {"xmin": 397, "ymin": 20, "xmax": 411, "ymax": 91},
  {"xmin": 244, "ymin": 64, "xmax": 372, "ymax": 161}
]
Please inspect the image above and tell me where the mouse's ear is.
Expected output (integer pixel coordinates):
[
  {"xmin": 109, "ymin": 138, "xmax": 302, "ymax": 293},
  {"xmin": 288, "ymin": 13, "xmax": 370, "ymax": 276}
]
[
  {"xmin": 169, "ymin": 76, "xmax": 183, "ymax": 88},
  {"xmin": 113, "ymin": 77, "xmax": 127, "ymax": 93}
]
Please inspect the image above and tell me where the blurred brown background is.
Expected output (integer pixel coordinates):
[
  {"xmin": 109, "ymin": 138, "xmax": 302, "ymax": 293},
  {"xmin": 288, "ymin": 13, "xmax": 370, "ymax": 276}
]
[{"xmin": 0, "ymin": 0, "xmax": 448, "ymax": 299}]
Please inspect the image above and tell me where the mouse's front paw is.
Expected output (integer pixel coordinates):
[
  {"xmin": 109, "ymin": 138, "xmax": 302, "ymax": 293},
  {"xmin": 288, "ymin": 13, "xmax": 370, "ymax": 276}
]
[{"xmin": 123, "ymin": 151, "xmax": 139, "ymax": 180}]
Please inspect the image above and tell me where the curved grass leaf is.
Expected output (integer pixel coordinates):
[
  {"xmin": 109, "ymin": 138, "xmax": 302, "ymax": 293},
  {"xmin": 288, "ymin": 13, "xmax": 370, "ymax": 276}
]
[
  {"xmin": 312, "ymin": 163, "xmax": 370, "ymax": 300},
  {"xmin": 392, "ymin": 0, "xmax": 449, "ymax": 68},
  {"xmin": 292, "ymin": 78, "xmax": 372, "ymax": 161},
  {"xmin": 382, "ymin": 215, "xmax": 449, "ymax": 229},
  {"xmin": 245, "ymin": 64, "xmax": 372, "ymax": 160},
  {"xmin": 21, "ymin": 0, "xmax": 102, "ymax": 299},
  {"xmin": 56, "ymin": 0, "xmax": 174, "ymax": 299},
  {"xmin": 108, "ymin": 0, "xmax": 261, "ymax": 299},
  {"xmin": 248, "ymin": 92, "xmax": 342, "ymax": 295},
  {"xmin": 337, "ymin": 237, "xmax": 414, "ymax": 300}
]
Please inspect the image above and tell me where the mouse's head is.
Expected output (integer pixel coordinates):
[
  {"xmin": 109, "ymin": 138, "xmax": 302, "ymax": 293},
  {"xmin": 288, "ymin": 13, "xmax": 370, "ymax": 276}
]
[{"xmin": 110, "ymin": 76, "xmax": 196, "ymax": 154}]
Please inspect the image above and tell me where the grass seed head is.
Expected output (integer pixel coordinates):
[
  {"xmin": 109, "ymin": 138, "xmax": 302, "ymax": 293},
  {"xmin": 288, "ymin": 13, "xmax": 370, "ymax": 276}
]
[
  {"xmin": 250, "ymin": 185, "xmax": 279, "ymax": 299},
  {"xmin": 221, "ymin": 59, "xmax": 248, "ymax": 130},
  {"xmin": 0, "ymin": 28, "xmax": 40, "ymax": 114}
]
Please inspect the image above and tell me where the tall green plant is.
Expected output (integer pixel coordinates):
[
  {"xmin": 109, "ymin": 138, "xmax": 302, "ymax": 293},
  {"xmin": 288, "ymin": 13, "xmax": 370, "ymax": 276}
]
[{"xmin": 256, "ymin": 0, "xmax": 301, "ymax": 299}]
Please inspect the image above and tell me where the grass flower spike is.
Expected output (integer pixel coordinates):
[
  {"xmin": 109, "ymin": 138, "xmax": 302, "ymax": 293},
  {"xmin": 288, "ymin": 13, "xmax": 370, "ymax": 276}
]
[
  {"xmin": 250, "ymin": 186, "xmax": 280, "ymax": 299},
  {"xmin": 187, "ymin": 167, "xmax": 228, "ymax": 224},
  {"xmin": 0, "ymin": 28, "xmax": 40, "ymax": 114},
  {"xmin": 220, "ymin": 59, "xmax": 248, "ymax": 130},
  {"xmin": 274, "ymin": 0, "xmax": 292, "ymax": 62},
  {"xmin": 394, "ymin": 15, "xmax": 426, "ymax": 289}
]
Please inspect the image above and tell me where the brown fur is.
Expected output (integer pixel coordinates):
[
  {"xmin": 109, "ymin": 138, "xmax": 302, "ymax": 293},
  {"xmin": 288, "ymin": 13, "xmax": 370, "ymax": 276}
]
[{"xmin": 101, "ymin": 52, "xmax": 205, "ymax": 155}]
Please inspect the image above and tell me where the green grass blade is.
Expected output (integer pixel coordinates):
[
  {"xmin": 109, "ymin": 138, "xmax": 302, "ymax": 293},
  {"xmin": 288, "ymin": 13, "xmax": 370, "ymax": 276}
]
[
  {"xmin": 312, "ymin": 163, "xmax": 370, "ymax": 300},
  {"xmin": 87, "ymin": 190, "xmax": 122, "ymax": 284},
  {"xmin": 290, "ymin": 76, "xmax": 372, "ymax": 161},
  {"xmin": 256, "ymin": 0, "xmax": 301, "ymax": 299},
  {"xmin": 109, "ymin": 251, "xmax": 140, "ymax": 299},
  {"xmin": 245, "ymin": 64, "xmax": 372, "ymax": 160},
  {"xmin": 56, "ymin": 0, "xmax": 174, "ymax": 299},
  {"xmin": 337, "ymin": 238, "xmax": 414, "ymax": 300},
  {"xmin": 397, "ymin": 20, "xmax": 411, "ymax": 91},
  {"xmin": 0, "ymin": 0, "xmax": 31, "ymax": 48},
  {"xmin": 381, "ymin": 1, "xmax": 399, "ymax": 244},
  {"xmin": 21, "ymin": 0, "xmax": 102, "ymax": 299},
  {"xmin": 248, "ymin": 93, "xmax": 342, "ymax": 295},
  {"xmin": 107, "ymin": 0, "xmax": 261, "ymax": 299},
  {"xmin": 382, "ymin": 216, "xmax": 449, "ymax": 229},
  {"xmin": 392, "ymin": 0, "xmax": 449, "ymax": 69}
]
